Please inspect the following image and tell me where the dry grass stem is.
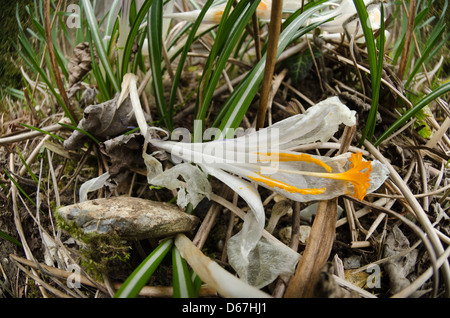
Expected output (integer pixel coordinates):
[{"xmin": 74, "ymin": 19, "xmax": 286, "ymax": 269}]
[{"xmin": 256, "ymin": 0, "xmax": 284, "ymax": 129}]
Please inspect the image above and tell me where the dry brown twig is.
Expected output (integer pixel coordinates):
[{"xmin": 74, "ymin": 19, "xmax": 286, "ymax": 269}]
[{"xmin": 256, "ymin": 0, "xmax": 284, "ymax": 129}]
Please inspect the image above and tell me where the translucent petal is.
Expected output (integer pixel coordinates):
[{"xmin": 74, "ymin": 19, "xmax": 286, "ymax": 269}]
[
  {"xmin": 149, "ymin": 96, "xmax": 356, "ymax": 162},
  {"xmin": 201, "ymin": 165, "xmax": 299, "ymax": 288},
  {"xmin": 79, "ymin": 172, "xmax": 110, "ymax": 202},
  {"xmin": 150, "ymin": 163, "xmax": 211, "ymax": 208},
  {"xmin": 143, "ymin": 152, "xmax": 163, "ymax": 182}
]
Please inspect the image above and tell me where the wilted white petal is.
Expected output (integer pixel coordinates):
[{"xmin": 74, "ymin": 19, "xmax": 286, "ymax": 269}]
[
  {"xmin": 228, "ymin": 236, "xmax": 299, "ymax": 288},
  {"xmin": 201, "ymin": 165, "xmax": 299, "ymax": 288},
  {"xmin": 266, "ymin": 96, "xmax": 356, "ymax": 149},
  {"xmin": 150, "ymin": 163, "xmax": 211, "ymax": 209},
  {"xmin": 143, "ymin": 152, "xmax": 163, "ymax": 182},
  {"xmin": 127, "ymin": 74, "xmax": 148, "ymax": 137},
  {"xmin": 201, "ymin": 165, "xmax": 264, "ymax": 259},
  {"xmin": 367, "ymin": 160, "xmax": 390, "ymax": 193},
  {"xmin": 174, "ymin": 233, "xmax": 271, "ymax": 298},
  {"xmin": 79, "ymin": 172, "xmax": 110, "ymax": 202}
]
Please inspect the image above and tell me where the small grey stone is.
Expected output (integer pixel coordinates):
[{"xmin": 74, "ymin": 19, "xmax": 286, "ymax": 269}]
[{"xmin": 57, "ymin": 197, "xmax": 199, "ymax": 240}]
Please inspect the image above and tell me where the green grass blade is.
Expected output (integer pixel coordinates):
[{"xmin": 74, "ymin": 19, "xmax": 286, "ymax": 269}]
[
  {"xmin": 3, "ymin": 168, "xmax": 37, "ymax": 208},
  {"xmin": 20, "ymin": 123, "xmax": 65, "ymax": 142},
  {"xmin": 190, "ymin": 271, "xmax": 202, "ymax": 298},
  {"xmin": 75, "ymin": 0, "xmax": 86, "ymax": 44},
  {"xmin": 0, "ymin": 230, "xmax": 23, "ymax": 248},
  {"xmin": 104, "ymin": 0, "xmax": 121, "ymax": 46},
  {"xmin": 58, "ymin": 123, "xmax": 100, "ymax": 144},
  {"xmin": 172, "ymin": 246, "xmax": 195, "ymax": 298},
  {"xmin": 360, "ymin": 1, "xmax": 385, "ymax": 143},
  {"xmin": 168, "ymin": 0, "xmax": 216, "ymax": 117},
  {"xmin": 89, "ymin": 37, "xmax": 109, "ymax": 101},
  {"xmin": 353, "ymin": 0, "xmax": 382, "ymax": 144},
  {"xmin": 82, "ymin": 0, "xmax": 120, "ymax": 93},
  {"xmin": 15, "ymin": 145, "xmax": 38, "ymax": 184},
  {"xmin": 15, "ymin": 5, "xmax": 70, "ymax": 120},
  {"xmin": 120, "ymin": 0, "xmax": 155, "ymax": 78},
  {"xmin": 374, "ymin": 81, "xmax": 450, "ymax": 146},
  {"xmin": 114, "ymin": 238, "xmax": 173, "ymax": 298},
  {"xmin": 4, "ymin": 87, "xmax": 25, "ymax": 100},
  {"xmin": 196, "ymin": 0, "xmax": 260, "ymax": 123},
  {"xmin": 147, "ymin": 0, "xmax": 172, "ymax": 130},
  {"xmin": 404, "ymin": 24, "xmax": 447, "ymax": 88},
  {"xmin": 196, "ymin": 0, "xmax": 236, "ymax": 118}
]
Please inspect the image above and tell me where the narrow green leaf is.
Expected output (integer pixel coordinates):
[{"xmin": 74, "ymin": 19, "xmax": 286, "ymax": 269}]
[
  {"xmin": 147, "ymin": 0, "xmax": 172, "ymax": 130},
  {"xmin": 0, "ymin": 230, "xmax": 23, "ymax": 248},
  {"xmin": 120, "ymin": 0, "xmax": 155, "ymax": 78},
  {"xmin": 104, "ymin": 0, "xmax": 121, "ymax": 46},
  {"xmin": 15, "ymin": 145, "xmax": 38, "ymax": 184},
  {"xmin": 172, "ymin": 246, "xmax": 195, "ymax": 298},
  {"xmin": 4, "ymin": 87, "xmax": 25, "ymax": 100},
  {"xmin": 353, "ymin": 0, "xmax": 381, "ymax": 144},
  {"xmin": 196, "ymin": 0, "xmax": 260, "ymax": 123},
  {"xmin": 89, "ymin": 37, "xmax": 109, "ymax": 101},
  {"xmin": 58, "ymin": 123, "xmax": 100, "ymax": 144},
  {"xmin": 374, "ymin": 82, "xmax": 450, "ymax": 146},
  {"xmin": 15, "ymin": 5, "xmax": 72, "ymax": 122},
  {"xmin": 82, "ymin": 0, "xmax": 120, "ymax": 93},
  {"xmin": 20, "ymin": 123, "xmax": 65, "ymax": 142},
  {"xmin": 405, "ymin": 25, "xmax": 447, "ymax": 88},
  {"xmin": 190, "ymin": 271, "xmax": 202, "ymax": 298},
  {"xmin": 3, "ymin": 168, "xmax": 37, "ymax": 208},
  {"xmin": 115, "ymin": 238, "xmax": 173, "ymax": 298},
  {"xmin": 168, "ymin": 0, "xmax": 216, "ymax": 117},
  {"xmin": 360, "ymin": 1, "xmax": 385, "ymax": 143}
]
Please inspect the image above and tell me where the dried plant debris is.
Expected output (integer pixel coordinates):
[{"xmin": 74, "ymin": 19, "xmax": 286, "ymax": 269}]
[
  {"xmin": 383, "ymin": 225, "xmax": 419, "ymax": 296},
  {"xmin": 99, "ymin": 133, "xmax": 146, "ymax": 176},
  {"xmin": 98, "ymin": 133, "xmax": 148, "ymax": 197},
  {"xmin": 78, "ymin": 87, "xmax": 98, "ymax": 109},
  {"xmin": 63, "ymin": 95, "xmax": 151, "ymax": 150},
  {"xmin": 67, "ymin": 42, "xmax": 94, "ymax": 100},
  {"xmin": 314, "ymin": 264, "xmax": 359, "ymax": 298},
  {"xmin": 57, "ymin": 196, "xmax": 199, "ymax": 240}
]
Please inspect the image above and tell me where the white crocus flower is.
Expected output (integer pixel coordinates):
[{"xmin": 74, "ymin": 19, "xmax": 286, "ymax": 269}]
[
  {"xmin": 308, "ymin": 0, "xmax": 390, "ymax": 41},
  {"xmin": 125, "ymin": 73, "xmax": 389, "ymax": 288},
  {"xmin": 163, "ymin": 0, "xmax": 303, "ymax": 23}
]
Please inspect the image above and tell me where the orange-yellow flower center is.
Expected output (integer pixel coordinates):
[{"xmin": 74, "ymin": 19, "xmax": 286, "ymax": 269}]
[
  {"xmin": 333, "ymin": 151, "xmax": 372, "ymax": 200},
  {"xmin": 248, "ymin": 172, "xmax": 326, "ymax": 195},
  {"xmin": 212, "ymin": 10, "xmax": 224, "ymax": 23},
  {"xmin": 248, "ymin": 151, "xmax": 372, "ymax": 200},
  {"xmin": 257, "ymin": 0, "xmax": 268, "ymax": 14}
]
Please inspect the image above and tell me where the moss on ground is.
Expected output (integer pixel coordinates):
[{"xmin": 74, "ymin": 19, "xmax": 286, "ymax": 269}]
[{"xmin": 55, "ymin": 210, "xmax": 131, "ymax": 280}]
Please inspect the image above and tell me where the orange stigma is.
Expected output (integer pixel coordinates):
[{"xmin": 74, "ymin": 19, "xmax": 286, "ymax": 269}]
[
  {"xmin": 314, "ymin": 152, "xmax": 372, "ymax": 200},
  {"xmin": 338, "ymin": 151, "xmax": 372, "ymax": 200}
]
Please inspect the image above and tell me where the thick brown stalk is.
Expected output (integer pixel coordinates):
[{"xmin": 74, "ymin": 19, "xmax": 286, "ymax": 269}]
[
  {"xmin": 284, "ymin": 199, "xmax": 338, "ymax": 297},
  {"xmin": 256, "ymin": 0, "xmax": 283, "ymax": 129}
]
